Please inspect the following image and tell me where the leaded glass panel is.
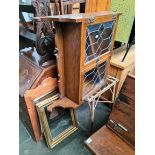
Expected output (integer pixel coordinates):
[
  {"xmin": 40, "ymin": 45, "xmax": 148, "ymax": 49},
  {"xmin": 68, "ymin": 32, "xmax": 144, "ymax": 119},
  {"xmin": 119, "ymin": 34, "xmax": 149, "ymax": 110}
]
[
  {"xmin": 83, "ymin": 61, "xmax": 108, "ymax": 99},
  {"xmin": 85, "ymin": 21, "xmax": 114, "ymax": 63}
]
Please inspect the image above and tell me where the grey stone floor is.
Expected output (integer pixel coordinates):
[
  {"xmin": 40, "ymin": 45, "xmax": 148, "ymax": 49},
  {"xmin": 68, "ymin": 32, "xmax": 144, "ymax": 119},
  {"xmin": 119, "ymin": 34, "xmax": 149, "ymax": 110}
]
[{"xmin": 19, "ymin": 102, "xmax": 111, "ymax": 155}]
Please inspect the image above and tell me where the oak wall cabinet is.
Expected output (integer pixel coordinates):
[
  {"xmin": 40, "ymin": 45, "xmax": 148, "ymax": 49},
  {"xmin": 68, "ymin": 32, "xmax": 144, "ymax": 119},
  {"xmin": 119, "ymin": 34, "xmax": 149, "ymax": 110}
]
[{"xmin": 35, "ymin": 11, "xmax": 121, "ymax": 105}]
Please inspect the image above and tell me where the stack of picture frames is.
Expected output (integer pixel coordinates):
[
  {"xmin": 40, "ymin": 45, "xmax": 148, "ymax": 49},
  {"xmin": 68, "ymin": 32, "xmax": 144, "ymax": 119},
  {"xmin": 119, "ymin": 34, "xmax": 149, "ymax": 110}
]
[{"xmin": 34, "ymin": 92, "xmax": 78, "ymax": 148}]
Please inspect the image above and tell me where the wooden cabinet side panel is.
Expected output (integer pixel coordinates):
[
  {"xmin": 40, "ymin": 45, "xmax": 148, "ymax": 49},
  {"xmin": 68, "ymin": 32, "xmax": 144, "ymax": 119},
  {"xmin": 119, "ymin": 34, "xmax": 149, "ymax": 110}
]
[
  {"xmin": 85, "ymin": 0, "xmax": 111, "ymax": 13},
  {"xmin": 96, "ymin": 0, "xmax": 111, "ymax": 11},
  {"xmin": 85, "ymin": 126, "xmax": 134, "ymax": 155},
  {"xmin": 55, "ymin": 23, "xmax": 66, "ymax": 98},
  {"xmin": 61, "ymin": 23, "xmax": 82, "ymax": 104}
]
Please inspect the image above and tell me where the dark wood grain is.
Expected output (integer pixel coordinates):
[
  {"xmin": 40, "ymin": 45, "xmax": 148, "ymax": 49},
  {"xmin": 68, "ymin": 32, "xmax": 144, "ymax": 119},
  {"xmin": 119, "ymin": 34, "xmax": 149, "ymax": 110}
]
[
  {"xmin": 19, "ymin": 54, "xmax": 42, "ymax": 97},
  {"xmin": 120, "ymin": 74, "xmax": 135, "ymax": 101},
  {"xmin": 108, "ymin": 101, "xmax": 135, "ymax": 148},
  {"xmin": 85, "ymin": 126, "xmax": 134, "ymax": 155},
  {"xmin": 108, "ymin": 75, "xmax": 135, "ymax": 148}
]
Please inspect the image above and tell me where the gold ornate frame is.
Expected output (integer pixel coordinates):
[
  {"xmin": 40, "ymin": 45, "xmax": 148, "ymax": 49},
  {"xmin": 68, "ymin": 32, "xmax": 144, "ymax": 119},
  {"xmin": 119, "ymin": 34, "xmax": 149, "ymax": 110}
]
[{"xmin": 34, "ymin": 92, "xmax": 78, "ymax": 148}]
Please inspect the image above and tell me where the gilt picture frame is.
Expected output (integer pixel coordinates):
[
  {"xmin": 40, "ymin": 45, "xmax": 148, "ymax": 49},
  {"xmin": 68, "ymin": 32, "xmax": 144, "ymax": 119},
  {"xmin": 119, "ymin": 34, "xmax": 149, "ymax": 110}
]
[{"xmin": 34, "ymin": 91, "xmax": 78, "ymax": 148}]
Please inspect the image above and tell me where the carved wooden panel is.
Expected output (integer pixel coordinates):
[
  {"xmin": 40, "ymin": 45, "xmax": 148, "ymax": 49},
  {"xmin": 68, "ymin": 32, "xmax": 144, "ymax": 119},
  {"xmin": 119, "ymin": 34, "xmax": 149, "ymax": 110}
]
[
  {"xmin": 32, "ymin": 0, "xmax": 55, "ymax": 64},
  {"xmin": 19, "ymin": 54, "xmax": 42, "ymax": 97}
]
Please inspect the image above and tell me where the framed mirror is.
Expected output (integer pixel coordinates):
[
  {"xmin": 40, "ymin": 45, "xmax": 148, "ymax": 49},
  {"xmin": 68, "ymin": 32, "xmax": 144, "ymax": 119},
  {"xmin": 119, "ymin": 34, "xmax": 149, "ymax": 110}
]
[{"xmin": 34, "ymin": 91, "xmax": 78, "ymax": 148}]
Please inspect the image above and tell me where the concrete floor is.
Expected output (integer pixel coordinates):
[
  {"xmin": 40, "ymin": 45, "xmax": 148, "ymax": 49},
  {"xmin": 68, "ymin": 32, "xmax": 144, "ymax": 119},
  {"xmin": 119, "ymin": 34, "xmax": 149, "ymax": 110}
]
[{"xmin": 19, "ymin": 102, "xmax": 111, "ymax": 155}]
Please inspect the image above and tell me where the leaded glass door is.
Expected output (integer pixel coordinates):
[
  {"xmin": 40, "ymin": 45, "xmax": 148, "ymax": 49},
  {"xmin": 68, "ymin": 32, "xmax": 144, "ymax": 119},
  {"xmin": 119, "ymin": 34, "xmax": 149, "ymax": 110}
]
[
  {"xmin": 82, "ymin": 60, "xmax": 108, "ymax": 99},
  {"xmin": 85, "ymin": 21, "xmax": 114, "ymax": 64}
]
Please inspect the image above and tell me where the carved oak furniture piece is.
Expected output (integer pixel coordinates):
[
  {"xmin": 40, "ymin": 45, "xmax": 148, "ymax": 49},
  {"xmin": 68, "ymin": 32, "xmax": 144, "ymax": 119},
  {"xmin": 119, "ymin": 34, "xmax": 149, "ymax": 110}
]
[
  {"xmin": 32, "ymin": 0, "xmax": 56, "ymax": 65},
  {"xmin": 34, "ymin": 11, "xmax": 121, "ymax": 107}
]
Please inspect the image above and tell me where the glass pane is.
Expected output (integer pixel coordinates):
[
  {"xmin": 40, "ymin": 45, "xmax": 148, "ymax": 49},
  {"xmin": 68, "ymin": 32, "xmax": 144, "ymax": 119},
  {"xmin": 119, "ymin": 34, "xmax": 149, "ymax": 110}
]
[
  {"xmin": 85, "ymin": 21, "xmax": 114, "ymax": 63},
  {"xmin": 45, "ymin": 108, "xmax": 72, "ymax": 138},
  {"xmin": 83, "ymin": 61, "xmax": 108, "ymax": 99}
]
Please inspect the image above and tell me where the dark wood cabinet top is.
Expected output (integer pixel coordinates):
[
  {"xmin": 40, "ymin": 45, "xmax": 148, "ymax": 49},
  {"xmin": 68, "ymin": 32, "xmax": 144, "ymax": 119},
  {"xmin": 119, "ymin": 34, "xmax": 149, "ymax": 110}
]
[
  {"xmin": 85, "ymin": 126, "xmax": 134, "ymax": 155},
  {"xmin": 34, "ymin": 11, "xmax": 121, "ymax": 23}
]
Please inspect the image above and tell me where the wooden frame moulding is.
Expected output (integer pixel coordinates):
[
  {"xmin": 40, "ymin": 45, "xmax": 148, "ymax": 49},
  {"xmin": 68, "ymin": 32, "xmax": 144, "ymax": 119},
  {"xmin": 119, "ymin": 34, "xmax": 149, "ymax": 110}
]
[
  {"xmin": 34, "ymin": 92, "xmax": 78, "ymax": 148},
  {"xmin": 24, "ymin": 77, "xmax": 58, "ymax": 142}
]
